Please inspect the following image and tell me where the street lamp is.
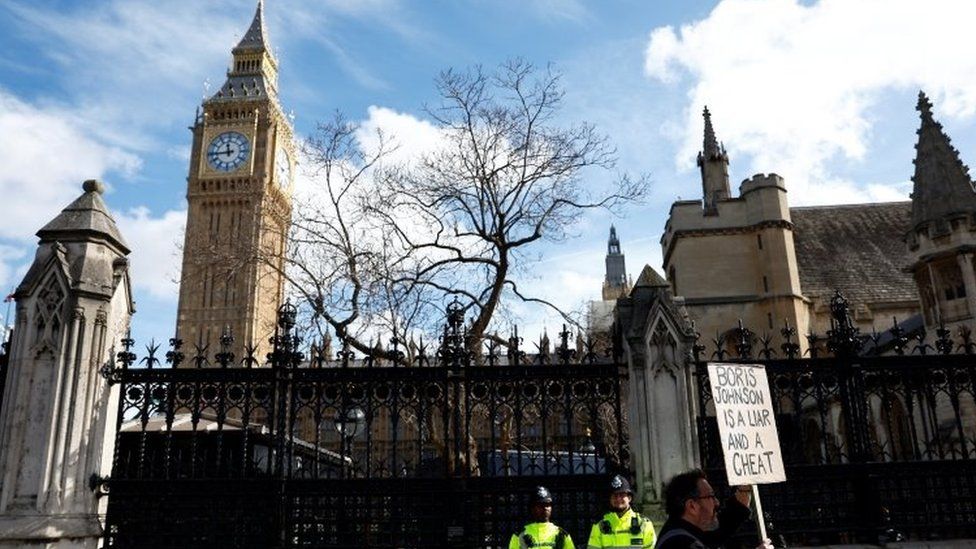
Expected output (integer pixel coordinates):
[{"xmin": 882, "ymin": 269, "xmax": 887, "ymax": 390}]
[{"xmin": 333, "ymin": 406, "xmax": 365, "ymax": 477}]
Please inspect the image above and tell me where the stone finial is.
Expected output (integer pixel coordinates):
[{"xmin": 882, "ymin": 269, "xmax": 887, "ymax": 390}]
[{"xmin": 83, "ymin": 179, "xmax": 105, "ymax": 194}]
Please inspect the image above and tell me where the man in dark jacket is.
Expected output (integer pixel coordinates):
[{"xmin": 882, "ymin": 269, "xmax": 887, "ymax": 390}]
[{"xmin": 655, "ymin": 469, "xmax": 771, "ymax": 549}]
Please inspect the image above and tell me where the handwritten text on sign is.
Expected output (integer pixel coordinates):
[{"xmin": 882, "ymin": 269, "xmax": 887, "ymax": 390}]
[{"xmin": 707, "ymin": 363, "xmax": 786, "ymax": 484}]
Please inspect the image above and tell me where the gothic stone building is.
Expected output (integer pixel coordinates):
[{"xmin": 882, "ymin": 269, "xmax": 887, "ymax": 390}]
[{"xmin": 656, "ymin": 94, "xmax": 976, "ymax": 354}]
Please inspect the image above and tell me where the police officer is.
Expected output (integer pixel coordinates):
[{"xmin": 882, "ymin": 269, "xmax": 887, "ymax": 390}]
[
  {"xmin": 509, "ymin": 486, "xmax": 575, "ymax": 549},
  {"xmin": 587, "ymin": 474, "xmax": 656, "ymax": 548}
]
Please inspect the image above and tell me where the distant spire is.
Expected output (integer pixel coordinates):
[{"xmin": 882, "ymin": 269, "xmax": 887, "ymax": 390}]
[
  {"xmin": 697, "ymin": 105, "xmax": 731, "ymax": 214},
  {"xmin": 910, "ymin": 90, "xmax": 976, "ymax": 231},
  {"xmin": 603, "ymin": 225, "xmax": 629, "ymax": 300},
  {"xmin": 234, "ymin": 0, "xmax": 272, "ymax": 55}
]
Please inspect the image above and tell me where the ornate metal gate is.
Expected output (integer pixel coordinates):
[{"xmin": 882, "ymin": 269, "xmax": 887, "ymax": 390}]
[
  {"xmin": 99, "ymin": 303, "xmax": 630, "ymax": 548},
  {"xmin": 693, "ymin": 294, "xmax": 976, "ymax": 545}
]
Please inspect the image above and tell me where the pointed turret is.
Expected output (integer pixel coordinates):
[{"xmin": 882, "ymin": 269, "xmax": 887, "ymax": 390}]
[
  {"xmin": 910, "ymin": 91, "xmax": 976, "ymax": 233},
  {"xmin": 697, "ymin": 106, "xmax": 731, "ymax": 215},
  {"xmin": 210, "ymin": 0, "xmax": 279, "ymax": 102}
]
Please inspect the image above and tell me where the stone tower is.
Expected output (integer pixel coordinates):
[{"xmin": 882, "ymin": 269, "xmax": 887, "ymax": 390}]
[
  {"xmin": 603, "ymin": 225, "xmax": 631, "ymax": 300},
  {"xmin": 697, "ymin": 106, "xmax": 730, "ymax": 215},
  {"xmin": 906, "ymin": 91, "xmax": 976, "ymax": 328},
  {"xmin": 176, "ymin": 0, "xmax": 294, "ymax": 360},
  {"xmin": 662, "ymin": 107, "xmax": 808, "ymax": 350},
  {"xmin": 0, "ymin": 180, "xmax": 132, "ymax": 547}
]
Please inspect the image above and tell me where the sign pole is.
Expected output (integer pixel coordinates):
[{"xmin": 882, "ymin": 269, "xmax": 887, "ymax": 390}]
[{"xmin": 751, "ymin": 484, "xmax": 768, "ymax": 543}]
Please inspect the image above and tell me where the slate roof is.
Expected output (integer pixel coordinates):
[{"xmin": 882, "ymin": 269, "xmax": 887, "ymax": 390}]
[
  {"xmin": 791, "ymin": 202, "xmax": 916, "ymax": 305},
  {"xmin": 210, "ymin": 76, "xmax": 272, "ymax": 102}
]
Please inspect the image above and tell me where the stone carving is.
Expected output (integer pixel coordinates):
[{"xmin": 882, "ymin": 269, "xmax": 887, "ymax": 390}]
[
  {"xmin": 31, "ymin": 273, "xmax": 66, "ymax": 355},
  {"xmin": 649, "ymin": 318, "xmax": 680, "ymax": 379}
]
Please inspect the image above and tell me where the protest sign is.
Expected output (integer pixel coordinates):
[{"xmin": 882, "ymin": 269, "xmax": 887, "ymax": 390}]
[{"xmin": 707, "ymin": 363, "xmax": 786, "ymax": 485}]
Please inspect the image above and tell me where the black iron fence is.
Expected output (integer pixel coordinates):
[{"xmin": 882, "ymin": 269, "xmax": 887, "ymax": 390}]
[
  {"xmin": 100, "ymin": 303, "xmax": 629, "ymax": 548},
  {"xmin": 694, "ymin": 293, "xmax": 976, "ymax": 545}
]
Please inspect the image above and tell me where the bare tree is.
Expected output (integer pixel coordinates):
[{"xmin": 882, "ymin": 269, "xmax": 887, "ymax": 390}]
[
  {"xmin": 288, "ymin": 60, "xmax": 646, "ymax": 355},
  {"xmin": 284, "ymin": 113, "xmax": 433, "ymax": 356}
]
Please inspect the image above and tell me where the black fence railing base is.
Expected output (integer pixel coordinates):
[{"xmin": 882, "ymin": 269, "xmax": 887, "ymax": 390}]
[{"xmin": 103, "ymin": 475, "xmax": 610, "ymax": 549}]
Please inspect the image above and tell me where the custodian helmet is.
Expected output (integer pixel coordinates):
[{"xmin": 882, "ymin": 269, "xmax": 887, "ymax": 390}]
[
  {"xmin": 609, "ymin": 474, "xmax": 633, "ymax": 495},
  {"xmin": 530, "ymin": 486, "xmax": 554, "ymax": 505}
]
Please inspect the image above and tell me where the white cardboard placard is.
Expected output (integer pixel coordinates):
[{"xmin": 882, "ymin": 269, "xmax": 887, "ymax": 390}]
[{"xmin": 707, "ymin": 362, "xmax": 786, "ymax": 485}]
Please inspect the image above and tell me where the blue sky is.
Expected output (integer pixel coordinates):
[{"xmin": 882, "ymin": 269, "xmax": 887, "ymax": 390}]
[{"xmin": 2, "ymin": 0, "xmax": 976, "ymax": 345}]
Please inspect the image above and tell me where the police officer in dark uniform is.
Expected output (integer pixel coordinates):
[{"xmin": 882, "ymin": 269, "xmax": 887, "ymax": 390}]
[{"xmin": 509, "ymin": 486, "xmax": 575, "ymax": 549}]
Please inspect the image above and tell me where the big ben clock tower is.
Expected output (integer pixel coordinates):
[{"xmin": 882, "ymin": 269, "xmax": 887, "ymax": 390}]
[{"xmin": 176, "ymin": 0, "xmax": 293, "ymax": 361}]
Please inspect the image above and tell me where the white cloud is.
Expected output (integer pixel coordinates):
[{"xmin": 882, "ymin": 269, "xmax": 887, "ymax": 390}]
[
  {"xmin": 0, "ymin": 89, "xmax": 140, "ymax": 241},
  {"xmin": 291, "ymin": 105, "xmax": 443, "ymax": 203},
  {"xmin": 356, "ymin": 105, "xmax": 445, "ymax": 166},
  {"xmin": 114, "ymin": 206, "xmax": 187, "ymax": 300},
  {"xmin": 644, "ymin": 0, "xmax": 976, "ymax": 206}
]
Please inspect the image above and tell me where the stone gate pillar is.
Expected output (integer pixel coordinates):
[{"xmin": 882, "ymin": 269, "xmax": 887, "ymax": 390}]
[
  {"xmin": 616, "ymin": 266, "xmax": 699, "ymax": 514},
  {"xmin": 0, "ymin": 180, "xmax": 133, "ymax": 548}
]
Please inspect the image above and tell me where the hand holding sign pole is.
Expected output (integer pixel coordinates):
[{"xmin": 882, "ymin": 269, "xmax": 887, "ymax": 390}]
[{"xmin": 707, "ymin": 363, "xmax": 786, "ymax": 544}]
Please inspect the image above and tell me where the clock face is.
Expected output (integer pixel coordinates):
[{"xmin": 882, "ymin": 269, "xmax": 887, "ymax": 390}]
[
  {"xmin": 275, "ymin": 146, "xmax": 291, "ymax": 186},
  {"xmin": 206, "ymin": 131, "xmax": 251, "ymax": 172}
]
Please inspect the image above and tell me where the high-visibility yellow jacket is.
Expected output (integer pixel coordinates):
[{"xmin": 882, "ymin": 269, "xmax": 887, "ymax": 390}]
[
  {"xmin": 586, "ymin": 509, "xmax": 656, "ymax": 548},
  {"xmin": 508, "ymin": 521, "xmax": 575, "ymax": 549}
]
